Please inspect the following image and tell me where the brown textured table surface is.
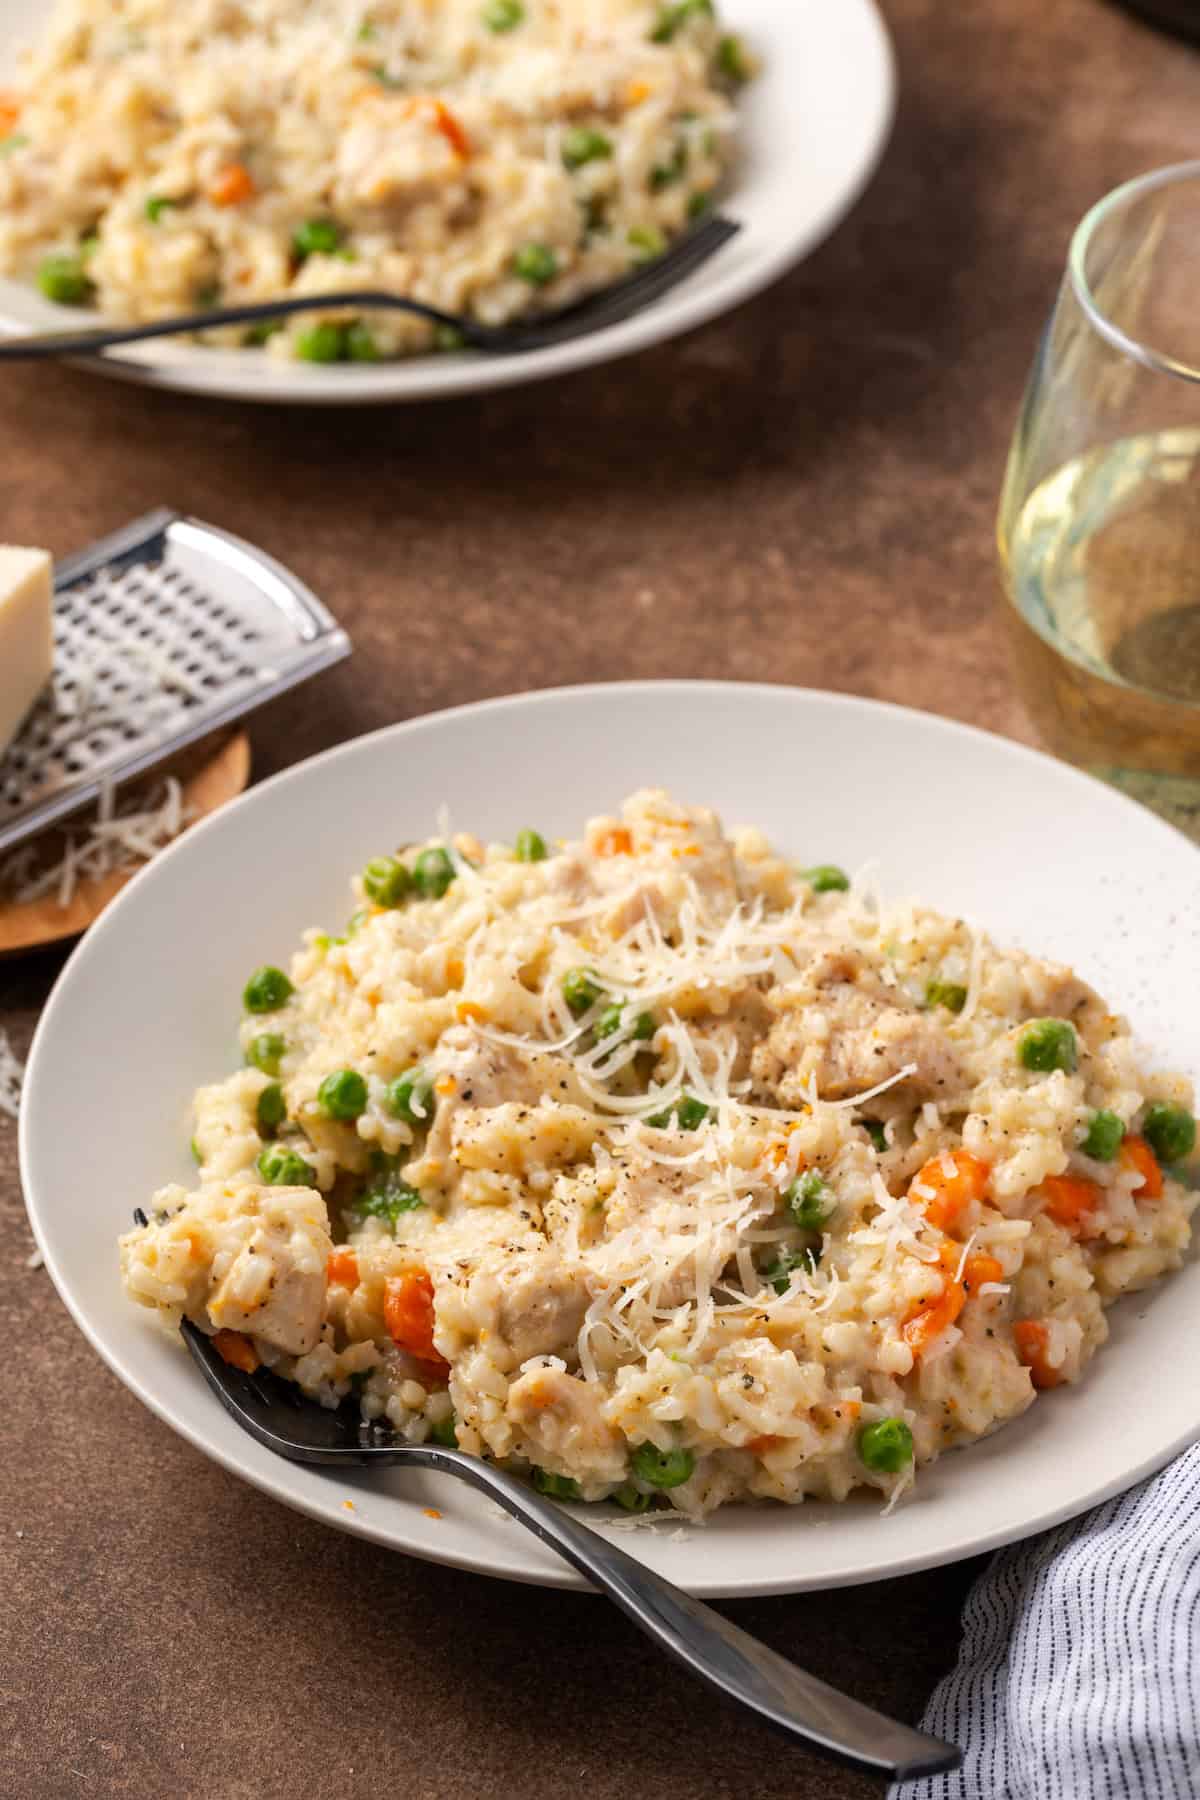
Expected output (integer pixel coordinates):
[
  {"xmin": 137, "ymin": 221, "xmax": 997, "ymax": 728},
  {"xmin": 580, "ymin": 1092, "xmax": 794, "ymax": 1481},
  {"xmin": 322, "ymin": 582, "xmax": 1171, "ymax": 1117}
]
[{"xmin": 2, "ymin": 2, "xmax": 1196, "ymax": 1794}]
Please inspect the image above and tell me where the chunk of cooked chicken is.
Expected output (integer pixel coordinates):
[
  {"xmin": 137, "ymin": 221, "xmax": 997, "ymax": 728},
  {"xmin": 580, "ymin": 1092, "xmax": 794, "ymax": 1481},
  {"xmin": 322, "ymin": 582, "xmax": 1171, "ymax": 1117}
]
[
  {"xmin": 505, "ymin": 1362, "xmax": 628, "ymax": 1487},
  {"xmin": 120, "ymin": 1182, "xmax": 332, "ymax": 1356},
  {"xmin": 752, "ymin": 941, "xmax": 964, "ymax": 1105}
]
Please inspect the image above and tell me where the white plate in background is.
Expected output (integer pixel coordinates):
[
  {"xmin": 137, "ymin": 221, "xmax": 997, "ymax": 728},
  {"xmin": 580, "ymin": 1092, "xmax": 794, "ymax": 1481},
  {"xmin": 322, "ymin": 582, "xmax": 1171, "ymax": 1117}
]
[
  {"xmin": 0, "ymin": 0, "xmax": 894, "ymax": 403},
  {"xmin": 20, "ymin": 683, "xmax": 1200, "ymax": 1593}
]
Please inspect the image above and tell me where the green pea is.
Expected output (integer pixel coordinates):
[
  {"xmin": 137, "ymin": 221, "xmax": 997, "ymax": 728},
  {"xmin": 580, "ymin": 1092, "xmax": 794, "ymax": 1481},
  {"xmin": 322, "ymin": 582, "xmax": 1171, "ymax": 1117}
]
[
  {"xmin": 802, "ymin": 864, "xmax": 850, "ymax": 894},
  {"xmin": 385, "ymin": 1066, "xmax": 435, "ymax": 1127},
  {"xmin": 649, "ymin": 0, "xmax": 713, "ymax": 42},
  {"xmin": 596, "ymin": 1004, "xmax": 656, "ymax": 1042},
  {"xmin": 194, "ymin": 281, "xmax": 221, "ymax": 309},
  {"xmin": 255, "ymin": 1083, "xmax": 287, "ymax": 1136},
  {"xmin": 1142, "ymin": 1102, "xmax": 1196, "ymax": 1165},
  {"xmin": 482, "ymin": 0, "xmax": 524, "ymax": 28},
  {"xmin": 1080, "ymin": 1108, "xmax": 1124, "ymax": 1162},
  {"xmin": 513, "ymin": 242, "xmax": 558, "ymax": 286},
  {"xmin": 563, "ymin": 967, "xmax": 604, "ymax": 1016},
  {"xmin": 862, "ymin": 1119, "xmax": 888, "ymax": 1154},
  {"xmin": 190, "ymin": 1136, "xmax": 202, "ymax": 1165},
  {"xmin": 676, "ymin": 1094, "xmax": 711, "ymax": 1132},
  {"xmin": 344, "ymin": 320, "xmax": 380, "ymax": 362},
  {"xmin": 786, "ymin": 1169, "xmax": 835, "ymax": 1231},
  {"xmin": 650, "ymin": 143, "xmax": 688, "ymax": 191},
  {"xmin": 292, "ymin": 218, "xmax": 341, "ymax": 258},
  {"xmin": 36, "ymin": 253, "xmax": 94, "ymax": 306},
  {"xmin": 245, "ymin": 1032, "xmax": 286, "ymax": 1076},
  {"xmin": 244, "ymin": 319, "xmax": 283, "ymax": 346},
  {"xmin": 145, "ymin": 195, "xmax": 176, "ymax": 223},
  {"xmin": 243, "ymin": 965, "xmax": 294, "ymax": 1013},
  {"xmin": 926, "ymin": 981, "xmax": 968, "ymax": 1014},
  {"xmin": 362, "ymin": 854, "xmax": 411, "ymax": 908},
  {"xmin": 858, "ymin": 1417, "xmax": 914, "ymax": 1474},
  {"xmin": 295, "ymin": 322, "xmax": 345, "ymax": 363},
  {"xmin": 256, "ymin": 1144, "xmax": 315, "ymax": 1186},
  {"xmin": 514, "ymin": 828, "xmax": 547, "ymax": 863},
  {"xmin": 352, "ymin": 1153, "xmax": 423, "ymax": 1226},
  {"xmin": 628, "ymin": 225, "xmax": 666, "ymax": 262},
  {"xmin": 687, "ymin": 190, "xmax": 712, "ymax": 219},
  {"xmin": 1018, "ymin": 1019, "xmax": 1078, "ymax": 1074},
  {"xmin": 429, "ymin": 1413, "xmax": 458, "ymax": 1448},
  {"xmin": 630, "ymin": 1442, "xmax": 695, "ymax": 1489},
  {"xmin": 531, "ymin": 1467, "xmax": 581, "ymax": 1500},
  {"xmin": 562, "ymin": 126, "xmax": 613, "ymax": 171},
  {"xmin": 317, "ymin": 1068, "xmax": 368, "ymax": 1121},
  {"xmin": 356, "ymin": 18, "xmax": 376, "ymax": 39},
  {"xmin": 715, "ymin": 32, "xmax": 752, "ymax": 82},
  {"xmin": 413, "ymin": 846, "xmax": 455, "ymax": 899},
  {"xmin": 434, "ymin": 323, "xmax": 466, "ymax": 352},
  {"xmin": 763, "ymin": 1245, "xmax": 820, "ymax": 1295},
  {"xmin": 612, "ymin": 1482, "xmax": 653, "ymax": 1513},
  {"xmin": 595, "ymin": 1003, "xmax": 625, "ymax": 1040}
]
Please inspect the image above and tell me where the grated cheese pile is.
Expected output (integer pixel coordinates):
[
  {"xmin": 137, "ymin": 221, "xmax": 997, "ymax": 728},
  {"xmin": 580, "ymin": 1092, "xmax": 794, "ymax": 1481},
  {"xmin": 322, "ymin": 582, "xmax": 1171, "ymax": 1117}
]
[{"xmin": 1, "ymin": 776, "xmax": 193, "ymax": 910}]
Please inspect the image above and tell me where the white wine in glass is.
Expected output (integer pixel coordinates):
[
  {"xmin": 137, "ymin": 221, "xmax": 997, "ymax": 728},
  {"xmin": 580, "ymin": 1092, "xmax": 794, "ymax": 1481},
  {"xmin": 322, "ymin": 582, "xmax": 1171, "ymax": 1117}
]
[{"xmin": 999, "ymin": 164, "xmax": 1200, "ymax": 839}]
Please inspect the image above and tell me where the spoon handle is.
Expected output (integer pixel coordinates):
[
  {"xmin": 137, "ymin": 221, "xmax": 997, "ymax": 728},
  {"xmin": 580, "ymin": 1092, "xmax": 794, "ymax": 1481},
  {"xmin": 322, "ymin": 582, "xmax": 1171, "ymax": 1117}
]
[{"xmin": 420, "ymin": 1448, "xmax": 960, "ymax": 1782}]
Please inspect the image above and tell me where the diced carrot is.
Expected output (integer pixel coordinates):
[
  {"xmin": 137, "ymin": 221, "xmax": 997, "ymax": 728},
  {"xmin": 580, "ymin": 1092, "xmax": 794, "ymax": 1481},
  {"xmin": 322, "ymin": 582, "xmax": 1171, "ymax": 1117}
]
[
  {"xmin": 434, "ymin": 1075, "xmax": 457, "ymax": 1097},
  {"xmin": 1120, "ymin": 1134, "xmax": 1163, "ymax": 1200},
  {"xmin": 910, "ymin": 1150, "xmax": 991, "ymax": 1232},
  {"xmin": 406, "ymin": 97, "xmax": 470, "ymax": 158},
  {"xmin": 209, "ymin": 162, "xmax": 256, "ymax": 206},
  {"xmin": 903, "ymin": 1245, "xmax": 967, "ymax": 1355},
  {"xmin": 1013, "ymin": 1318, "xmax": 1065, "ymax": 1390},
  {"xmin": 384, "ymin": 1270, "xmax": 449, "ymax": 1372},
  {"xmin": 593, "ymin": 826, "xmax": 633, "ymax": 857},
  {"xmin": 0, "ymin": 94, "xmax": 20, "ymax": 136},
  {"xmin": 962, "ymin": 1253, "xmax": 1004, "ymax": 1291},
  {"xmin": 1041, "ymin": 1174, "xmax": 1103, "ymax": 1234},
  {"xmin": 212, "ymin": 1329, "xmax": 259, "ymax": 1373},
  {"xmin": 626, "ymin": 78, "xmax": 652, "ymax": 105},
  {"xmin": 327, "ymin": 1248, "xmax": 359, "ymax": 1288}
]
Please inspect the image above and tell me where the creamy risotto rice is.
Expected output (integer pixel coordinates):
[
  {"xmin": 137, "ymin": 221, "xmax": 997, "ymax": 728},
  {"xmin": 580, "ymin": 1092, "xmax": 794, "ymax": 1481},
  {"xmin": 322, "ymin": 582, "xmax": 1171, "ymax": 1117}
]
[
  {"xmin": 120, "ymin": 790, "xmax": 1198, "ymax": 1516},
  {"xmin": 0, "ymin": 0, "xmax": 751, "ymax": 360}
]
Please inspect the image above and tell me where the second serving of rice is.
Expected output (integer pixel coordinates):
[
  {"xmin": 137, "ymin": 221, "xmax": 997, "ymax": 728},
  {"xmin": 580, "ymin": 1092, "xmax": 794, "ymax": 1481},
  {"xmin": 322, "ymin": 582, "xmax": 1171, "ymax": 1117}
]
[
  {"xmin": 119, "ymin": 789, "xmax": 1198, "ymax": 1518},
  {"xmin": 0, "ymin": 0, "xmax": 751, "ymax": 360}
]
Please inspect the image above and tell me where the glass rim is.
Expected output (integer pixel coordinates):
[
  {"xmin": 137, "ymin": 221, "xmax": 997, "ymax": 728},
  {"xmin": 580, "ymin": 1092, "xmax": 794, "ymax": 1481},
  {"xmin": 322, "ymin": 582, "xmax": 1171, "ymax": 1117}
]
[{"xmin": 1069, "ymin": 159, "xmax": 1200, "ymax": 385}]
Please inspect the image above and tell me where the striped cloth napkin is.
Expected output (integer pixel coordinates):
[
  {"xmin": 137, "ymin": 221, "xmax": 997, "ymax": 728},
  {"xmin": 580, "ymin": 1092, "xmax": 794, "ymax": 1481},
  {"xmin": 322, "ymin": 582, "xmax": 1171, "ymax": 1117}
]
[{"xmin": 890, "ymin": 1443, "xmax": 1200, "ymax": 1799}]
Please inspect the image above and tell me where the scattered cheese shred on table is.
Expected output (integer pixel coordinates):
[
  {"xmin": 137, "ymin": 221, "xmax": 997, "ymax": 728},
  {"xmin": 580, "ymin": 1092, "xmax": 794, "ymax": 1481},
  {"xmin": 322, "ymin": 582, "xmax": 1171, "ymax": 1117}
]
[{"xmin": 0, "ymin": 1029, "xmax": 24, "ymax": 1119}]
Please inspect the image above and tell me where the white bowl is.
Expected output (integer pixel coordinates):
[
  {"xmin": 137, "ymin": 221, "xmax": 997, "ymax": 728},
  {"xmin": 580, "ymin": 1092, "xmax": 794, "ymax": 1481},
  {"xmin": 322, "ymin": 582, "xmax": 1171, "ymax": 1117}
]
[
  {"xmin": 21, "ymin": 682, "xmax": 1200, "ymax": 1594},
  {"xmin": 0, "ymin": 0, "xmax": 895, "ymax": 404}
]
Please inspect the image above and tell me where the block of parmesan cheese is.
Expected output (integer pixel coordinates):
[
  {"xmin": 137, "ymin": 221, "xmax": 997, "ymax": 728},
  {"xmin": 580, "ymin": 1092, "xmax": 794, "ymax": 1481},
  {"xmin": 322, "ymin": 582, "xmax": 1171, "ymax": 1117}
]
[{"xmin": 0, "ymin": 546, "xmax": 54, "ymax": 758}]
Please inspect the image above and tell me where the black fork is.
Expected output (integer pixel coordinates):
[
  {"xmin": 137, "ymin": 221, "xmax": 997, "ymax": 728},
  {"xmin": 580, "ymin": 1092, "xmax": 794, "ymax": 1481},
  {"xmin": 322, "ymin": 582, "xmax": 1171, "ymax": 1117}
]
[{"xmin": 0, "ymin": 216, "xmax": 740, "ymax": 361}]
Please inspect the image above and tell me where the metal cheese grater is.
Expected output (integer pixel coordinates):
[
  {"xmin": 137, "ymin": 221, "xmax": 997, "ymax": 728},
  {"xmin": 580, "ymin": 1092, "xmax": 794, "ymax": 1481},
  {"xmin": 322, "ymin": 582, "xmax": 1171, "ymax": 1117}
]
[{"xmin": 0, "ymin": 508, "xmax": 351, "ymax": 857}]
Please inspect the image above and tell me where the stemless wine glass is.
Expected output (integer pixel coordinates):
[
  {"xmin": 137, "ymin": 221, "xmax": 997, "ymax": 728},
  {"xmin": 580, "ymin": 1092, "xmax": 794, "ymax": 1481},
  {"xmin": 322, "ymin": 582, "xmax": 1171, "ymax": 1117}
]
[{"xmin": 998, "ymin": 161, "xmax": 1200, "ymax": 840}]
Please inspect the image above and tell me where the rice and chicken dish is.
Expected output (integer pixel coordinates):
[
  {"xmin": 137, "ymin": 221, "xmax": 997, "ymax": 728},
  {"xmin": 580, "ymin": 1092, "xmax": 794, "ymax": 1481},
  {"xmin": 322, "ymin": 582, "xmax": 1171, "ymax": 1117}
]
[
  {"xmin": 0, "ymin": 0, "xmax": 751, "ymax": 362},
  {"xmin": 120, "ymin": 790, "xmax": 1198, "ymax": 1517}
]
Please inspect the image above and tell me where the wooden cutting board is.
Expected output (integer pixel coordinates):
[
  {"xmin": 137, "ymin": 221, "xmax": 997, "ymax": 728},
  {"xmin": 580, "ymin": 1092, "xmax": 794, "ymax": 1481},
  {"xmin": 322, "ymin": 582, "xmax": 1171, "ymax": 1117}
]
[{"xmin": 0, "ymin": 731, "xmax": 250, "ymax": 957}]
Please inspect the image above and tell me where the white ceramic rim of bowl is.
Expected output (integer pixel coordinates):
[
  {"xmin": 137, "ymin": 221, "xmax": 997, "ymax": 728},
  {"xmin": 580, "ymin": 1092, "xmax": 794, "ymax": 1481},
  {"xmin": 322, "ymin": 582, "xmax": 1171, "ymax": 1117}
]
[
  {"xmin": 0, "ymin": 0, "xmax": 895, "ymax": 404},
  {"xmin": 19, "ymin": 681, "xmax": 1200, "ymax": 1594}
]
